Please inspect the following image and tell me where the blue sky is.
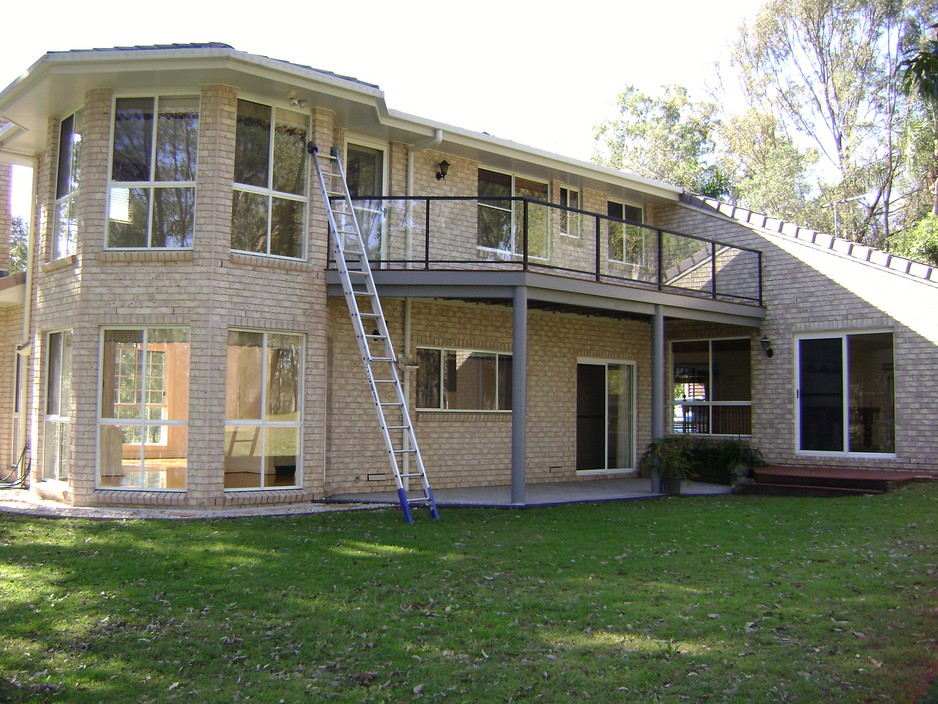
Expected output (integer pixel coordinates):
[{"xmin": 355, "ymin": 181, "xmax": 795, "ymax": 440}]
[{"xmin": 3, "ymin": 0, "xmax": 763, "ymax": 218}]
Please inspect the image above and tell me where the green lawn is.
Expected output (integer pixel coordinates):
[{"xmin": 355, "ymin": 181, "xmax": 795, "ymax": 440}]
[{"xmin": 1, "ymin": 485, "xmax": 936, "ymax": 703}]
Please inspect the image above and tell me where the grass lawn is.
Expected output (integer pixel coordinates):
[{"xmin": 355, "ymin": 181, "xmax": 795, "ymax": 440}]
[{"xmin": 0, "ymin": 485, "xmax": 936, "ymax": 703}]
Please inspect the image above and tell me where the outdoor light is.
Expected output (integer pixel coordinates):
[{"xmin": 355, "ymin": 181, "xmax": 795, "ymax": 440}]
[
  {"xmin": 760, "ymin": 335, "xmax": 774, "ymax": 358},
  {"xmin": 288, "ymin": 93, "xmax": 308, "ymax": 108},
  {"xmin": 436, "ymin": 160, "xmax": 450, "ymax": 181}
]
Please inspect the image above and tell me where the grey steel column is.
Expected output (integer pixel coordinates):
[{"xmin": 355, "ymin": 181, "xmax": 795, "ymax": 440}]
[
  {"xmin": 650, "ymin": 304, "xmax": 665, "ymax": 492},
  {"xmin": 511, "ymin": 286, "xmax": 528, "ymax": 505}
]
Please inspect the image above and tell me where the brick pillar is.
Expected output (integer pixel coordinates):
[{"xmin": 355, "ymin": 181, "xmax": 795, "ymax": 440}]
[{"xmin": 0, "ymin": 164, "xmax": 12, "ymax": 273}]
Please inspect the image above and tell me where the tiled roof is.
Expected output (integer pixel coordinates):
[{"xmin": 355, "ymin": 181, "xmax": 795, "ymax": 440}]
[
  {"xmin": 689, "ymin": 194, "xmax": 938, "ymax": 285},
  {"xmin": 47, "ymin": 43, "xmax": 379, "ymax": 90}
]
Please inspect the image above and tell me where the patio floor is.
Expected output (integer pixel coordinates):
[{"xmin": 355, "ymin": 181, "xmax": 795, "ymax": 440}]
[{"xmin": 328, "ymin": 477, "xmax": 732, "ymax": 508}]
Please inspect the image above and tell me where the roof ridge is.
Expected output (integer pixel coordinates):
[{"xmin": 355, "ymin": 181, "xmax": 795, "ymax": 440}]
[{"xmin": 689, "ymin": 195, "xmax": 938, "ymax": 286}]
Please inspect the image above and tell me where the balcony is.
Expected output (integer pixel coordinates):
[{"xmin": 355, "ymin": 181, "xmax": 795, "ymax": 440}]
[{"xmin": 331, "ymin": 196, "xmax": 763, "ymax": 307}]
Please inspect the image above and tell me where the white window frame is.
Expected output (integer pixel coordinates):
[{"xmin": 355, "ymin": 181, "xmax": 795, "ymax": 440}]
[
  {"xmin": 10, "ymin": 349, "xmax": 21, "ymax": 467},
  {"xmin": 52, "ymin": 110, "xmax": 83, "ymax": 260},
  {"xmin": 231, "ymin": 98, "xmax": 309, "ymax": 261},
  {"xmin": 576, "ymin": 357, "xmax": 637, "ymax": 474},
  {"xmin": 224, "ymin": 329, "xmax": 304, "ymax": 491},
  {"xmin": 344, "ymin": 137, "xmax": 389, "ymax": 261},
  {"xmin": 607, "ymin": 199, "xmax": 645, "ymax": 265},
  {"xmin": 558, "ymin": 186, "xmax": 581, "ymax": 238},
  {"xmin": 96, "ymin": 327, "xmax": 190, "ymax": 491},
  {"xmin": 42, "ymin": 330, "xmax": 72, "ymax": 481},
  {"xmin": 670, "ymin": 337, "xmax": 752, "ymax": 437},
  {"xmin": 477, "ymin": 168, "xmax": 550, "ymax": 261},
  {"xmin": 794, "ymin": 330, "xmax": 896, "ymax": 458},
  {"xmin": 416, "ymin": 346, "xmax": 513, "ymax": 413},
  {"xmin": 106, "ymin": 95, "xmax": 200, "ymax": 250}
]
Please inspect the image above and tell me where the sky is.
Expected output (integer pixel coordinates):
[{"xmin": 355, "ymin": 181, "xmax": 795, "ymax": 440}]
[{"xmin": 2, "ymin": 0, "xmax": 763, "ymax": 218}]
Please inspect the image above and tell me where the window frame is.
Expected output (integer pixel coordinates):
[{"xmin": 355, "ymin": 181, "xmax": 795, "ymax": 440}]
[
  {"xmin": 477, "ymin": 168, "xmax": 550, "ymax": 260},
  {"xmin": 105, "ymin": 95, "xmax": 200, "ymax": 251},
  {"xmin": 795, "ymin": 330, "xmax": 896, "ymax": 457},
  {"xmin": 416, "ymin": 345, "xmax": 513, "ymax": 413},
  {"xmin": 42, "ymin": 330, "xmax": 72, "ymax": 481},
  {"xmin": 607, "ymin": 199, "xmax": 645, "ymax": 265},
  {"xmin": 344, "ymin": 137, "xmax": 389, "ymax": 261},
  {"xmin": 231, "ymin": 98, "xmax": 310, "ymax": 261},
  {"xmin": 558, "ymin": 186, "xmax": 581, "ymax": 238},
  {"xmin": 670, "ymin": 337, "xmax": 752, "ymax": 437},
  {"xmin": 52, "ymin": 110, "xmax": 83, "ymax": 260},
  {"xmin": 96, "ymin": 327, "xmax": 190, "ymax": 491},
  {"xmin": 576, "ymin": 357, "xmax": 637, "ymax": 474},
  {"xmin": 224, "ymin": 328, "xmax": 305, "ymax": 491}
]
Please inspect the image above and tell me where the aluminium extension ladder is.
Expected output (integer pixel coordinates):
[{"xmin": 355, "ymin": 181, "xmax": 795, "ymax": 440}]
[{"xmin": 308, "ymin": 142, "xmax": 439, "ymax": 523}]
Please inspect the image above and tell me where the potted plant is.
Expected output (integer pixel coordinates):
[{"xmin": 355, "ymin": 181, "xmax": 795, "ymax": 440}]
[{"xmin": 639, "ymin": 437, "xmax": 695, "ymax": 495}]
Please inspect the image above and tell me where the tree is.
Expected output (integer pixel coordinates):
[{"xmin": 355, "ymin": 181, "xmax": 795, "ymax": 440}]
[
  {"xmin": 900, "ymin": 21, "xmax": 938, "ymax": 214},
  {"xmin": 9, "ymin": 216, "xmax": 27, "ymax": 274},
  {"xmin": 593, "ymin": 85, "xmax": 722, "ymax": 194}
]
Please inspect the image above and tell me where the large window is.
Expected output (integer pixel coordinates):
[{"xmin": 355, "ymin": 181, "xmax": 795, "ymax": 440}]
[
  {"xmin": 416, "ymin": 347, "xmax": 512, "ymax": 411},
  {"xmin": 607, "ymin": 201, "xmax": 644, "ymax": 264},
  {"xmin": 477, "ymin": 169, "xmax": 549, "ymax": 259},
  {"xmin": 672, "ymin": 338, "xmax": 751, "ymax": 435},
  {"xmin": 42, "ymin": 331, "xmax": 72, "ymax": 480},
  {"xmin": 108, "ymin": 97, "xmax": 199, "ymax": 248},
  {"xmin": 797, "ymin": 332, "xmax": 895, "ymax": 454},
  {"xmin": 346, "ymin": 142, "xmax": 387, "ymax": 260},
  {"xmin": 98, "ymin": 328, "xmax": 190, "ymax": 489},
  {"xmin": 53, "ymin": 112, "xmax": 83, "ymax": 259},
  {"xmin": 225, "ymin": 330, "xmax": 303, "ymax": 489},
  {"xmin": 232, "ymin": 100, "xmax": 308, "ymax": 259}
]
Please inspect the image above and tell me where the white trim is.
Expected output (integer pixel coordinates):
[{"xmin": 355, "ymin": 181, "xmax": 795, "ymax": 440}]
[{"xmin": 576, "ymin": 357, "xmax": 637, "ymax": 472}]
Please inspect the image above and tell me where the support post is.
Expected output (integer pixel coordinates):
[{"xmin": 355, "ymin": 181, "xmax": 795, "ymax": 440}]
[
  {"xmin": 511, "ymin": 286, "xmax": 528, "ymax": 505},
  {"xmin": 650, "ymin": 304, "xmax": 665, "ymax": 492}
]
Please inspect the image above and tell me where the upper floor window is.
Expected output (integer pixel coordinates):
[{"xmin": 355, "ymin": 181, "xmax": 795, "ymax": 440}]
[
  {"xmin": 607, "ymin": 200, "xmax": 644, "ymax": 264},
  {"xmin": 559, "ymin": 186, "xmax": 580, "ymax": 238},
  {"xmin": 53, "ymin": 112, "xmax": 83, "ymax": 259},
  {"xmin": 107, "ymin": 97, "xmax": 199, "ymax": 249},
  {"xmin": 477, "ymin": 169, "xmax": 549, "ymax": 259},
  {"xmin": 232, "ymin": 100, "xmax": 308, "ymax": 259}
]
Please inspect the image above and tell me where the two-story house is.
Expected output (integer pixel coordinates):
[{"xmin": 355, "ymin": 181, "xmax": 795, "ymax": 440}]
[{"xmin": 0, "ymin": 43, "xmax": 935, "ymax": 510}]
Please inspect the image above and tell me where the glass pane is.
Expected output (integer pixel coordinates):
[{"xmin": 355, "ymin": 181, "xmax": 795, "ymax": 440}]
[
  {"xmin": 102, "ymin": 330, "xmax": 144, "ymax": 419},
  {"xmin": 146, "ymin": 426, "xmax": 187, "ymax": 489},
  {"xmin": 607, "ymin": 364, "xmax": 633, "ymax": 469},
  {"xmin": 712, "ymin": 406, "xmax": 751, "ymax": 435},
  {"xmin": 234, "ymin": 100, "xmax": 270, "ymax": 188},
  {"xmin": 148, "ymin": 329, "xmax": 189, "ymax": 422},
  {"xmin": 607, "ymin": 202, "xmax": 624, "ymax": 261},
  {"xmin": 266, "ymin": 334, "xmax": 301, "ymax": 422},
  {"xmin": 272, "ymin": 109, "xmax": 308, "ymax": 195},
  {"xmin": 53, "ymin": 198, "xmax": 78, "ymax": 259},
  {"xmin": 799, "ymin": 337, "xmax": 844, "ymax": 451},
  {"xmin": 231, "ymin": 190, "xmax": 269, "ymax": 252},
  {"xmin": 98, "ymin": 425, "xmax": 141, "ymax": 487},
  {"xmin": 498, "ymin": 355, "xmax": 513, "ymax": 411},
  {"xmin": 46, "ymin": 333, "xmax": 62, "ymax": 415},
  {"xmin": 478, "ymin": 204, "xmax": 512, "ymax": 251},
  {"xmin": 155, "ymin": 97, "xmax": 199, "ymax": 182},
  {"xmin": 269, "ymin": 197, "xmax": 304, "ymax": 258},
  {"xmin": 478, "ymin": 169, "xmax": 511, "ymax": 198},
  {"xmin": 672, "ymin": 341, "xmax": 709, "ymax": 403},
  {"xmin": 347, "ymin": 145, "xmax": 383, "ymax": 198},
  {"xmin": 848, "ymin": 333, "xmax": 895, "ymax": 453},
  {"xmin": 265, "ymin": 426, "xmax": 299, "ymax": 487},
  {"xmin": 112, "ymin": 98, "xmax": 153, "ymax": 182},
  {"xmin": 673, "ymin": 404, "xmax": 710, "ymax": 434},
  {"xmin": 152, "ymin": 187, "xmax": 195, "ymax": 248},
  {"xmin": 224, "ymin": 425, "xmax": 262, "ymax": 488},
  {"xmin": 56, "ymin": 114, "xmax": 82, "ymax": 198},
  {"xmin": 712, "ymin": 339, "xmax": 751, "ymax": 401},
  {"xmin": 42, "ymin": 421, "xmax": 69, "ymax": 480},
  {"xmin": 226, "ymin": 331, "xmax": 263, "ymax": 420},
  {"xmin": 444, "ymin": 351, "xmax": 497, "ymax": 410},
  {"xmin": 108, "ymin": 187, "xmax": 150, "ymax": 247},
  {"xmin": 416, "ymin": 349, "xmax": 441, "ymax": 408}
]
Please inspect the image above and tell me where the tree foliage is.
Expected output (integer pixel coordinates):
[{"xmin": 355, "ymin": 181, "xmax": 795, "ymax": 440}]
[{"xmin": 9, "ymin": 216, "xmax": 27, "ymax": 274}]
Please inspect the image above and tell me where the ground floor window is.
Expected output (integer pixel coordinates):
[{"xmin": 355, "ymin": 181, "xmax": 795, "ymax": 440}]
[
  {"xmin": 576, "ymin": 360, "xmax": 635, "ymax": 471},
  {"xmin": 225, "ymin": 330, "xmax": 303, "ymax": 489},
  {"xmin": 416, "ymin": 347, "xmax": 512, "ymax": 411},
  {"xmin": 98, "ymin": 328, "xmax": 190, "ymax": 489},
  {"xmin": 797, "ymin": 332, "xmax": 895, "ymax": 454},
  {"xmin": 42, "ymin": 331, "xmax": 72, "ymax": 480},
  {"xmin": 671, "ymin": 338, "xmax": 751, "ymax": 436}
]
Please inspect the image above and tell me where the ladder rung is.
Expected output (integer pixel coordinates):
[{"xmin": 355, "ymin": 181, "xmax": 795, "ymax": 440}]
[
  {"xmin": 392, "ymin": 449, "xmax": 417, "ymax": 454},
  {"xmin": 373, "ymin": 379, "xmax": 396, "ymax": 384},
  {"xmin": 368, "ymin": 356, "xmax": 394, "ymax": 362},
  {"xmin": 401, "ymin": 473, "xmax": 425, "ymax": 479},
  {"xmin": 386, "ymin": 425, "xmax": 410, "ymax": 431},
  {"xmin": 379, "ymin": 401, "xmax": 403, "ymax": 406}
]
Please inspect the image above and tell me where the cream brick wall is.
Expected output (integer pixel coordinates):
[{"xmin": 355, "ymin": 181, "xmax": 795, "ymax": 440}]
[
  {"xmin": 655, "ymin": 201, "xmax": 938, "ymax": 473},
  {"xmin": 0, "ymin": 164, "xmax": 11, "ymax": 271}
]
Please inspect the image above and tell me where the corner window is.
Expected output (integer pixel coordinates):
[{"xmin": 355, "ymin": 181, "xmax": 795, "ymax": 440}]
[
  {"xmin": 98, "ymin": 328, "xmax": 190, "ymax": 489},
  {"xmin": 232, "ymin": 100, "xmax": 308, "ymax": 259},
  {"xmin": 225, "ymin": 330, "xmax": 303, "ymax": 489},
  {"xmin": 417, "ymin": 347, "xmax": 512, "ymax": 411},
  {"xmin": 477, "ymin": 169, "xmax": 549, "ymax": 259},
  {"xmin": 43, "ymin": 331, "xmax": 72, "ymax": 480},
  {"xmin": 797, "ymin": 332, "xmax": 895, "ymax": 454},
  {"xmin": 672, "ymin": 338, "xmax": 751, "ymax": 435},
  {"xmin": 108, "ymin": 97, "xmax": 199, "ymax": 249},
  {"xmin": 607, "ymin": 201, "xmax": 644, "ymax": 264},
  {"xmin": 559, "ymin": 187, "xmax": 580, "ymax": 237},
  {"xmin": 53, "ymin": 112, "xmax": 83, "ymax": 259}
]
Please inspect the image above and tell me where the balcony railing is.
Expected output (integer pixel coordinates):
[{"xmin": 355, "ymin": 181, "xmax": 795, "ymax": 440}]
[{"xmin": 333, "ymin": 196, "xmax": 763, "ymax": 305}]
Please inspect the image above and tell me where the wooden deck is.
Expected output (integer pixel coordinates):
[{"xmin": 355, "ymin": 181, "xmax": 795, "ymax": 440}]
[{"xmin": 741, "ymin": 466, "xmax": 934, "ymax": 497}]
